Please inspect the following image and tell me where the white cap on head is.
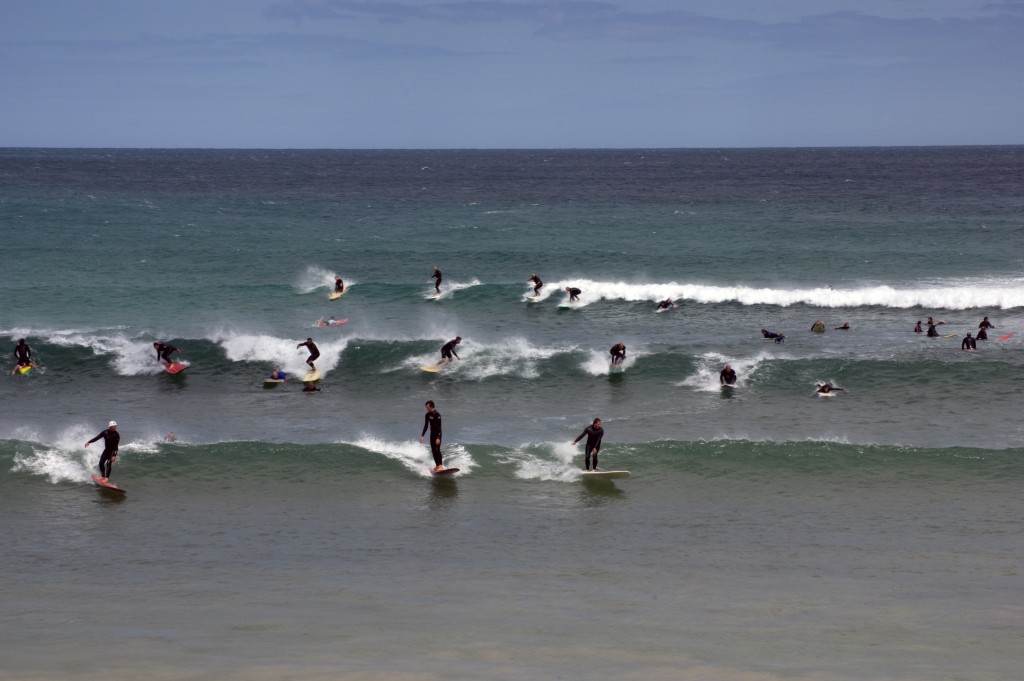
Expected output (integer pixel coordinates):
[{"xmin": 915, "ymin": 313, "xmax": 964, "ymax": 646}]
[{"xmin": 109, "ymin": 420, "xmax": 118, "ymax": 427}]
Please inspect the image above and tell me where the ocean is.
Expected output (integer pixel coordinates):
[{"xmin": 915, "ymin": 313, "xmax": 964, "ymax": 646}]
[{"xmin": 1, "ymin": 146, "xmax": 1022, "ymax": 680}]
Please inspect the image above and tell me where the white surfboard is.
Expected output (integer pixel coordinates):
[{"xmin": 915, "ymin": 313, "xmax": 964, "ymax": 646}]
[
  {"xmin": 580, "ymin": 470, "xmax": 630, "ymax": 480},
  {"xmin": 420, "ymin": 365, "xmax": 441, "ymax": 373},
  {"xmin": 609, "ymin": 364, "xmax": 625, "ymax": 374},
  {"xmin": 302, "ymin": 370, "xmax": 321, "ymax": 382}
]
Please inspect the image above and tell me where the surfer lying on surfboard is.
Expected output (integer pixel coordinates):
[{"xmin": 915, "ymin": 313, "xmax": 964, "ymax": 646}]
[{"xmin": 816, "ymin": 382, "xmax": 846, "ymax": 395}]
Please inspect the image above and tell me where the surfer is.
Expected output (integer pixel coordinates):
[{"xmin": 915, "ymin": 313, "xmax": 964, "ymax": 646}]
[
  {"xmin": 84, "ymin": 420, "xmax": 120, "ymax": 481},
  {"xmin": 269, "ymin": 369, "xmax": 288, "ymax": 380},
  {"xmin": 11, "ymin": 338, "xmax": 34, "ymax": 374},
  {"xmin": 961, "ymin": 333, "xmax": 977, "ymax": 351},
  {"xmin": 153, "ymin": 342, "xmax": 178, "ymax": 366},
  {"xmin": 720, "ymin": 364, "xmax": 737, "ymax": 385},
  {"xmin": 610, "ymin": 343, "xmax": 626, "ymax": 366},
  {"xmin": 419, "ymin": 400, "xmax": 444, "ymax": 473},
  {"xmin": 761, "ymin": 329, "xmax": 785, "ymax": 343},
  {"xmin": 438, "ymin": 337, "xmax": 461, "ymax": 365},
  {"xmin": 977, "ymin": 316, "xmax": 994, "ymax": 340},
  {"xmin": 914, "ymin": 321, "xmax": 923, "ymax": 333},
  {"xmin": 816, "ymin": 383, "xmax": 846, "ymax": 394},
  {"xmin": 571, "ymin": 418, "xmax": 604, "ymax": 471},
  {"xmin": 926, "ymin": 321, "xmax": 940, "ymax": 337},
  {"xmin": 297, "ymin": 337, "xmax": 320, "ymax": 370},
  {"xmin": 834, "ymin": 322, "xmax": 851, "ymax": 330},
  {"xmin": 565, "ymin": 286, "xmax": 581, "ymax": 303},
  {"xmin": 431, "ymin": 266, "xmax": 443, "ymax": 294},
  {"xmin": 657, "ymin": 299, "xmax": 674, "ymax": 311},
  {"xmin": 528, "ymin": 273, "xmax": 543, "ymax": 296},
  {"xmin": 334, "ymin": 276, "xmax": 345, "ymax": 294}
]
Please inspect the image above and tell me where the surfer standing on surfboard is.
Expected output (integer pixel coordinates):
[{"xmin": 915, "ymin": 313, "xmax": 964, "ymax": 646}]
[
  {"xmin": 565, "ymin": 286, "xmax": 581, "ymax": 303},
  {"xmin": 720, "ymin": 364, "xmax": 737, "ymax": 385},
  {"xmin": 84, "ymin": 420, "xmax": 120, "ymax": 481},
  {"xmin": 153, "ymin": 342, "xmax": 179, "ymax": 367},
  {"xmin": 431, "ymin": 266, "xmax": 442, "ymax": 294},
  {"xmin": 419, "ymin": 400, "xmax": 444, "ymax": 473},
  {"xmin": 438, "ymin": 337, "xmax": 461, "ymax": 366},
  {"xmin": 334, "ymin": 276, "xmax": 345, "ymax": 295},
  {"xmin": 297, "ymin": 338, "xmax": 320, "ymax": 370},
  {"xmin": 610, "ymin": 343, "xmax": 626, "ymax": 366},
  {"xmin": 528, "ymin": 273, "xmax": 543, "ymax": 296},
  {"xmin": 571, "ymin": 418, "xmax": 604, "ymax": 471}
]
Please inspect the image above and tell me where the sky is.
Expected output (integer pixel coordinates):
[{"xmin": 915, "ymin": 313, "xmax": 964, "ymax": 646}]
[{"xmin": 3, "ymin": 0, "xmax": 1023, "ymax": 148}]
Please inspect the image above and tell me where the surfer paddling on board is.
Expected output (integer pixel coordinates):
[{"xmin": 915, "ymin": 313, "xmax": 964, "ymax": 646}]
[
  {"xmin": 761, "ymin": 329, "xmax": 785, "ymax": 343},
  {"xmin": 431, "ymin": 266, "xmax": 442, "ymax": 294},
  {"xmin": 571, "ymin": 418, "xmax": 605, "ymax": 471},
  {"xmin": 720, "ymin": 364, "xmax": 737, "ymax": 385},
  {"xmin": 610, "ymin": 343, "xmax": 626, "ymax": 366},
  {"xmin": 816, "ymin": 382, "xmax": 846, "ymax": 395},
  {"xmin": 419, "ymin": 400, "xmax": 445, "ymax": 473},
  {"xmin": 565, "ymin": 286, "xmax": 581, "ymax": 303},
  {"xmin": 528, "ymin": 273, "xmax": 543, "ymax": 297},
  {"xmin": 85, "ymin": 420, "xmax": 120, "ymax": 481},
  {"xmin": 437, "ymin": 337, "xmax": 461, "ymax": 366},
  {"xmin": 153, "ymin": 342, "xmax": 179, "ymax": 367},
  {"xmin": 297, "ymin": 338, "xmax": 320, "ymax": 370},
  {"xmin": 657, "ymin": 299, "xmax": 675, "ymax": 311},
  {"xmin": 11, "ymin": 338, "xmax": 35, "ymax": 374},
  {"xmin": 962, "ymin": 332, "xmax": 977, "ymax": 351}
]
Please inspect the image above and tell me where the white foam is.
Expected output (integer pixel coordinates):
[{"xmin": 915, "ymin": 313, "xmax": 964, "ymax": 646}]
[
  {"xmin": 346, "ymin": 435, "xmax": 474, "ymax": 477},
  {"xmin": 507, "ymin": 441, "xmax": 581, "ymax": 482},
  {"xmin": 425, "ymin": 278, "xmax": 483, "ymax": 299},
  {"xmin": 218, "ymin": 333, "xmax": 348, "ymax": 376},
  {"xmin": 581, "ymin": 347, "xmax": 636, "ymax": 376},
  {"xmin": 294, "ymin": 265, "xmax": 347, "ymax": 294},
  {"xmin": 8, "ymin": 424, "xmax": 107, "ymax": 484},
  {"xmin": 398, "ymin": 337, "xmax": 574, "ymax": 379},
  {"xmin": 679, "ymin": 351, "xmax": 770, "ymax": 391}
]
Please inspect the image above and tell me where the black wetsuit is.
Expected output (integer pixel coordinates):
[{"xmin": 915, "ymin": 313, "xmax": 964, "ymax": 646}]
[
  {"xmin": 573, "ymin": 425, "xmax": 604, "ymax": 470},
  {"xmin": 421, "ymin": 409, "xmax": 443, "ymax": 467},
  {"xmin": 658, "ymin": 300, "xmax": 673, "ymax": 310},
  {"xmin": 610, "ymin": 344, "xmax": 626, "ymax": 365},
  {"xmin": 567, "ymin": 287, "xmax": 581, "ymax": 302},
  {"xmin": 155, "ymin": 343, "xmax": 178, "ymax": 364},
  {"xmin": 87, "ymin": 428, "xmax": 120, "ymax": 478},
  {"xmin": 432, "ymin": 269, "xmax": 443, "ymax": 293},
  {"xmin": 335, "ymin": 279, "xmax": 344, "ymax": 293},
  {"xmin": 962, "ymin": 335, "xmax": 976, "ymax": 350},
  {"xmin": 298, "ymin": 340, "xmax": 320, "ymax": 367},
  {"xmin": 720, "ymin": 368, "xmax": 737, "ymax": 385},
  {"xmin": 976, "ymin": 327, "xmax": 988, "ymax": 340},
  {"xmin": 529, "ymin": 275, "xmax": 543, "ymax": 294},
  {"xmin": 13, "ymin": 341, "xmax": 31, "ymax": 364},
  {"xmin": 440, "ymin": 339, "xmax": 460, "ymax": 361},
  {"xmin": 927, "ymin": 324, "xmax": 939, "ymax": 338}
]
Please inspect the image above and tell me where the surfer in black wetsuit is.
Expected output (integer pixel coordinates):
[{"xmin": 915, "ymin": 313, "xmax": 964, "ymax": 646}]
[
  {"xmin": 528, "ymin": 273, "xmax": 543, "ymax": 296},
  {"xmin": 334, "ymin": 276, "xmax": 344, "ymax": 294},
  {"xmin": 438, "ymin": 337, "xmax": 461, "ymax": 365},
  {"xmin": 926, "ymin": 322, "xmax": 940, "ymax": 337},
  {"xmin": 419, "ymin": 400, "xmax": 444, "ymax": 472},
  {"xmin": 153, "ymin": 342, "xmax": 178, "ymax": 366},
  {"xmin": 961, "ymin": 333, "xmax": 977, "ymax": 351},
  {"xmin": 977, "ymin": 316, "xmax": 994, "ymax": 340},
  {"xmin": 761, "ymin": 329, "xmax": 785, "ymax": 343},
  {"xmin": 571, "ymin": 418, "xmax": 604, "ymax": 471},
  {"xmin": 720, "ymin": 364, "xmax": 737, "ymax": 385},
  {"xmin": 816, "ymin": 383, "xmax": 845, "ymax": 394},
  {"xmin": 914, "ymin": 321, "xmax": 923, "ymax": 333},
  {"xmin": 12, "ymin": 338, "xmax": 33, "ymax": 373},
  {"xmin": 565, "ymin": 286, "xmax": 581, "ymax": 303},
  {"xmin": 84, "ymin": 420, "xmax": 120, "ymax": 480},
  {"xmin": 297, "ymin": 338, "xmax": 320, "ymax": 370},
  {"xmin": 657, "ymin": 299, "xmax": 674, "ymax": 311},
  {"xmin": 431, "ymin": 266, "xmax": 443, "ymax": 294},
  {"xmin": 610, "ymin": 343, "xmax": 626, "ymax": 366}
]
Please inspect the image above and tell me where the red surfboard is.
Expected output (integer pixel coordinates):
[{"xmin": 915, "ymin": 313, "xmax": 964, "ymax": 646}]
[
  {"xmin": 92, "ymin": 475, "xmax": 126, "ymax": 493},
  {"xmin": 165, "ymin": 362, "xmax": 188, "ymax": 375},
  {"xmin": 999, "ymin": 333, "xmax": 1013, "ymax": 341}
]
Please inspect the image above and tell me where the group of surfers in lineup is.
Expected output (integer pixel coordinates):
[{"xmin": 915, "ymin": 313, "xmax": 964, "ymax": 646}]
[{"xmin": 12, "ymin": 266, "xmax": 1007, "ymax": 481}]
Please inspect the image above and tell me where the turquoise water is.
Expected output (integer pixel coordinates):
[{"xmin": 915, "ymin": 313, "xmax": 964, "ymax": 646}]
[{"xmin": 2, "ymin": 147, "xmax": 1023, "ymax": 680}]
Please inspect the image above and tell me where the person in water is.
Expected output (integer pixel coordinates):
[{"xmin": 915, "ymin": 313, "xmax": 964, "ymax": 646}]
[
  {"xmin": 269, "ymin": 369, "xmax": 288, "ymax": 380},
  {"xmin": 12, "ymin": 338, "xmax": 34, "ymax": 373},
  {"xmin": 834, "ymin": 322, "xmax": 851, "ymax": 330},
  {"xmin": 431, "ymin": 266, "xmax": 443, "ymax": 294},
  {"xmin": 571, "ymin": 418, "xmax": 605, "ymax": 471},
  {"xmin": 610, "ymin": 343, "xmax": 626, "ymax": 366},
  {"xmin": 657, "ymin": 299, "xmax": 675, "ymax": 310},
  {"xmin": 84, "ymin": 420, "xmax": 120, "ymax": 481},
  {"xmin": 565, "ymin": 286, "xmax": 581, "ymax": 303},
  {"xmin": 962, "ymin": 332, "xmax": 977, "ymax": 351},
  {"xmin": 438, "ymin": 337, "xmax": 461, "ymax": 365},
  {"xmin": 926, "ymin": 321, "xmax": 940, "ymax": 337},
  {"xmin": 419, "ymin": 400, "xmax": 445, "ymax": 473},
  {"xmin": 297, "ymin": 337, "xmax": 320, "ymax": 370},
  {"xmin": 761, "ymin": 329, "xmax": 785, "ymax": 343},
  {"xmin": 977, "ymin": 316, "xmax": 994, "ymax": 340},
  {"xmin": 528, "ymin": 273, "xmax": 543, "ymax": 296},
  {"xmin": 153, "ymin": 341, "xmax": 179, "ymax": 366},
  {"xmin": 334, "ymin": 276, "xmax": 344, "ymax": 294},
  {"xmin": 810, "ymin": 320, "xmax": 826, "ymax": 332},
  {"xmin": 720, "ymin": 364, "xmax": 737, "ymax": 385},
  {"xmin": 816, "ymin": 382, "xmax": 846, "ymax": 394},
  {"xmin": 914, "ymin": 321, "xmax": 923, "ymax": 333}
]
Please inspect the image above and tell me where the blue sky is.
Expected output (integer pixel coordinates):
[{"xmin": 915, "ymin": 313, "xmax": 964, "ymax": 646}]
[{"xmin": 3, "ymin": 0, "xmax": 1023, "ymax": 148}]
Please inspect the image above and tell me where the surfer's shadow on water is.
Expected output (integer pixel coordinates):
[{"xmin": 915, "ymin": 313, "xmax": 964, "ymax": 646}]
[{"xmin": 578, "ymin": 479, "xmax": 627, "ymax": 504}]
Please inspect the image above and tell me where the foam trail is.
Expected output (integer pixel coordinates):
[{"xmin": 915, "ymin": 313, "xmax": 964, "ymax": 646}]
[
  {"xmin": 507, "ymin": 442, "xmax": 581, "ymax": 482},
  {"xmin": 679, "ymin": 351, "xmax": 770, "ymax": 391},
  {"xmin": 423, "ymin": 278, "xmax": 483, "ymax": 300},
  {"xmin": 346, "ymin": 435, "xmax": 475, "ymax": 477},
  {"xmin": 547, "ymin": 278, "xmax": 1024, "ymax": 310},
  {"xmin": 397, "ymin": 337, "xmax": 576, "ymax": 380},
  {"xmin": 218, "ymin": 333, "xmax": 349, "ymax": 376},
  {"xmin": 581, "ymin": 348, "xmax": 636, "ymax": 376},
  {"xmin": 42, "ymin": 331, "xmax": 166, "ymax": 376},
  {"xmin": 295, "ymin": 265, "xmax": 340, "ymax": 294}
]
